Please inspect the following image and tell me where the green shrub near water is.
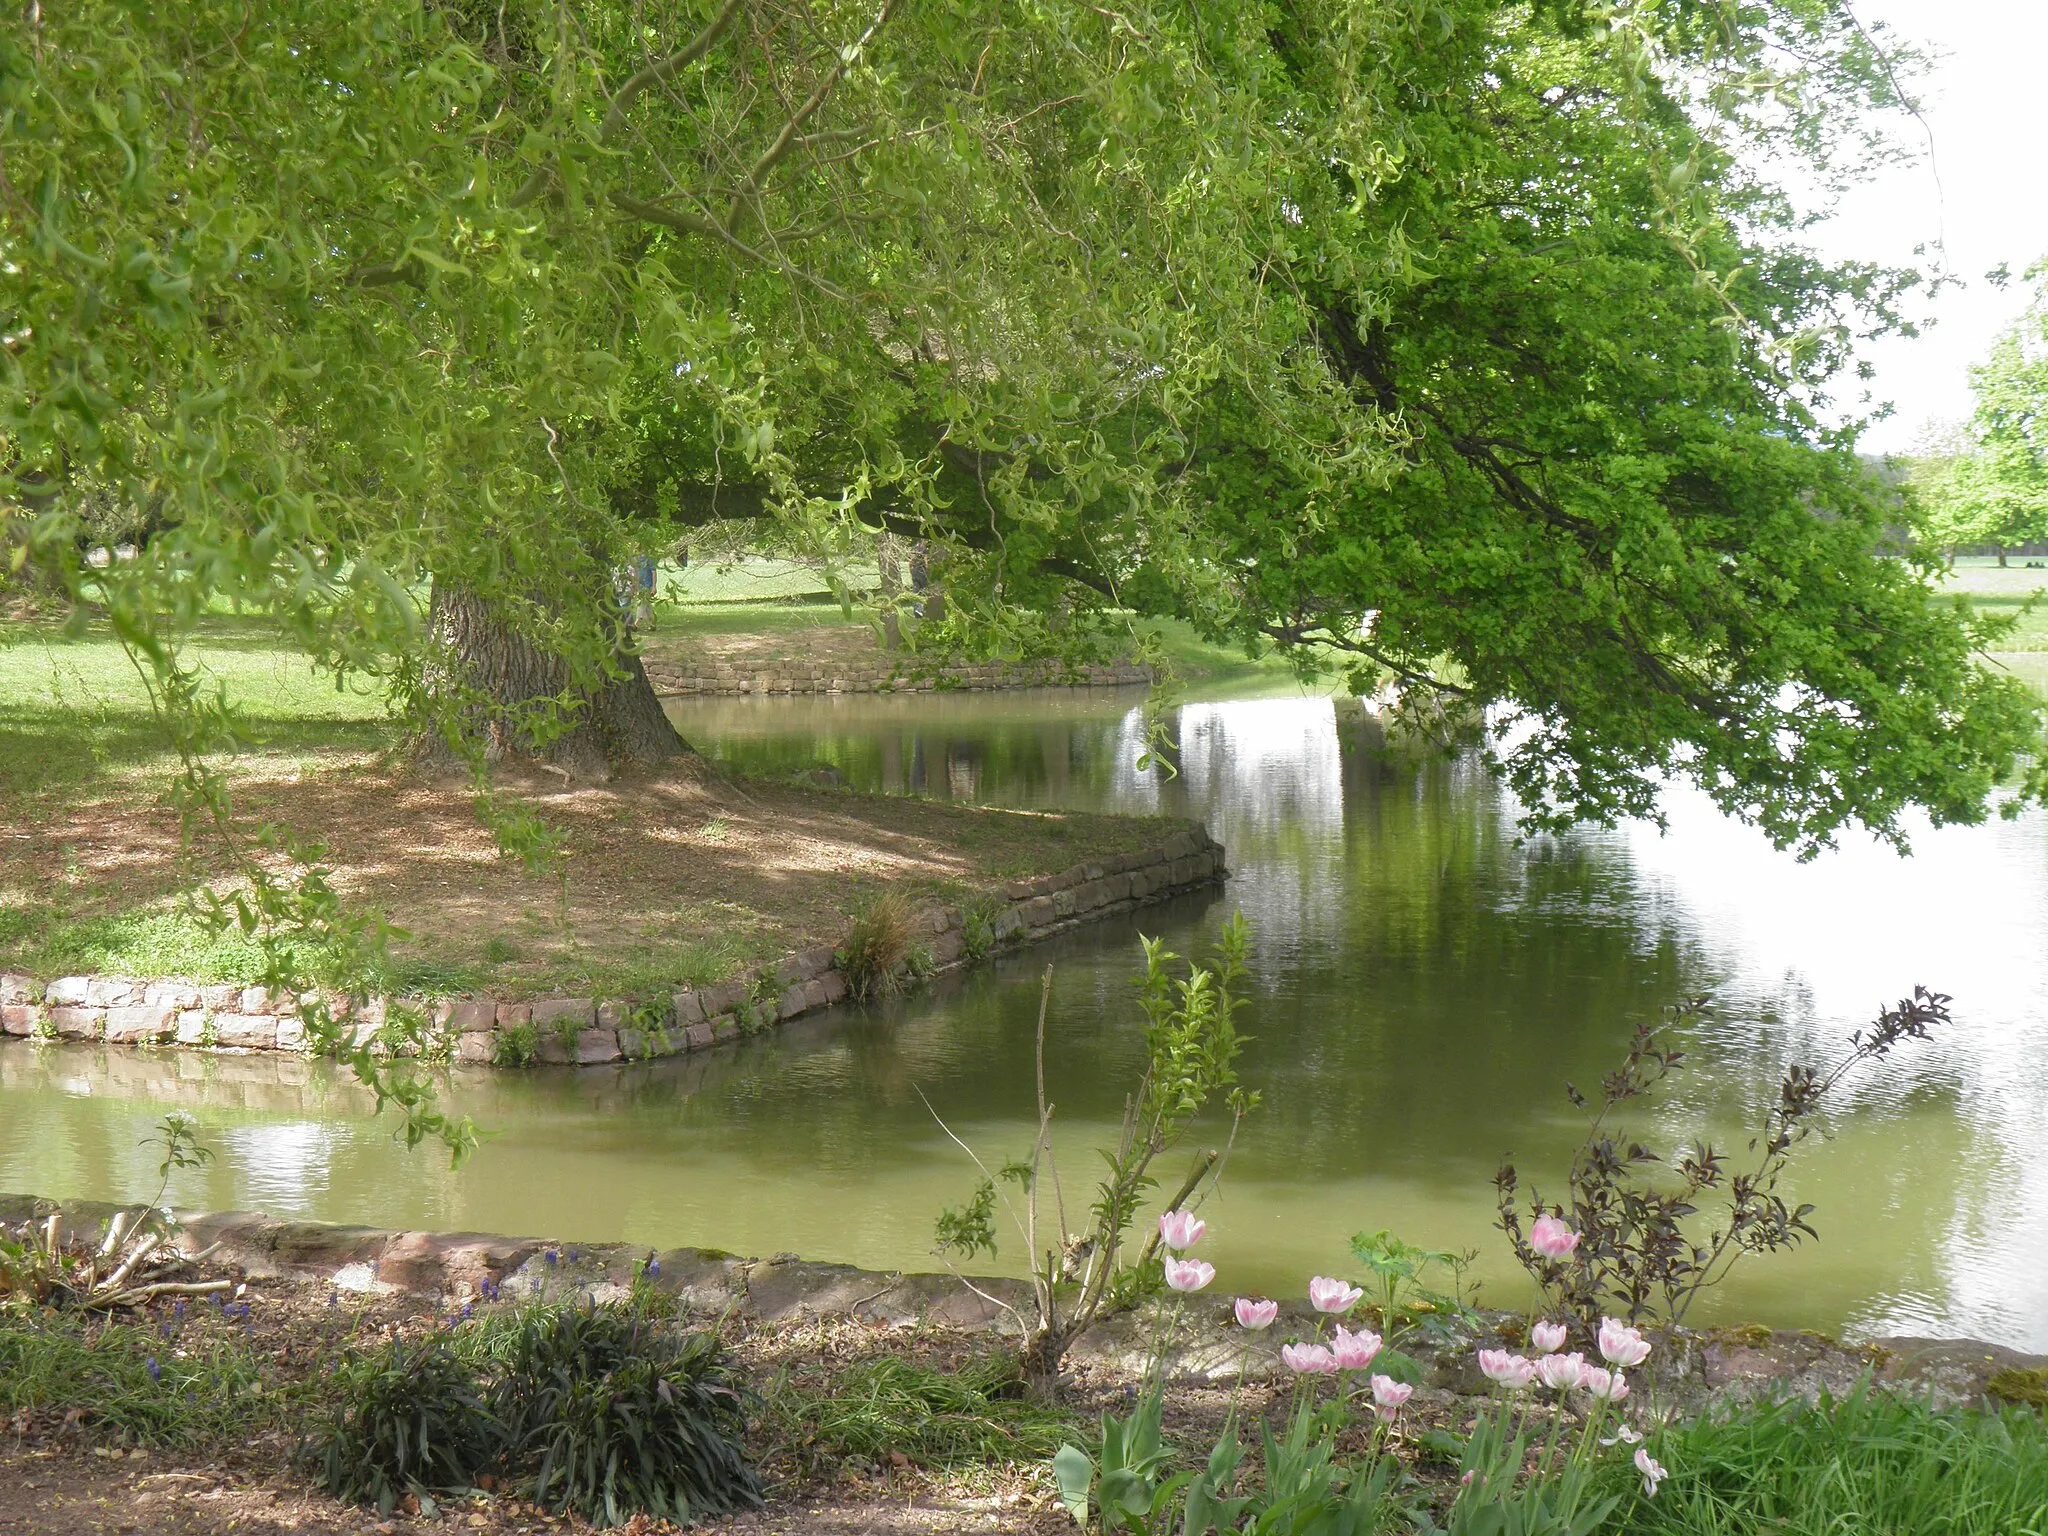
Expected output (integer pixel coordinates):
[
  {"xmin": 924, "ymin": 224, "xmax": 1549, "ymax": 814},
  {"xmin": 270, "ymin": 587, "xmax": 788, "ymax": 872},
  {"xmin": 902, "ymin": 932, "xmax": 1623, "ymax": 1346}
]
[
  {"xmin": 1614, "ymin": 1384, "xmax": 2048, "ymax": 1536},
  {"xmin": 312, "ymin": 1335, "xmax": 502, "ymax": 1514}
]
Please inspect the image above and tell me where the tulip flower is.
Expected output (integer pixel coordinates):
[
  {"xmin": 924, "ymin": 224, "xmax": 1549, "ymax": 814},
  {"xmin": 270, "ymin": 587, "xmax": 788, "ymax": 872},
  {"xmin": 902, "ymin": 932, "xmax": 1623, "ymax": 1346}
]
[
  {"xmin": 1536, "ymin": 1351, "xmax": 1587, "ymax": 1391},
  {"xmin": 1529, "ymin": 1214, "xmax": 1580, "ymax": 1259},
  {"xmin": 1580, "ymin": 1365, "xmax": 1629, "ymax": 1401},
  {"xmin": 1282, "ymin": 1342, "xmax": 1339, "ymax": 1375},
  {"xmin": 1369, "ymin": 1374, "xmax": 1413, "ymax": 1417},
  {"xmin": 1529, "ymin": 1320, "xmax": 1568, "ymax": 1354},
  {"xmin": 1331, "ymin": 1324, "xmax": 1384, "ymax": 1371},
  {"xmin": 1163, "ymin": 1257, "xmax": 1215, "ymax": 1293},
  {"xmin": 1158, "ymin": 1209, "xmax": 1207, "ymax": 1252},
  {"xmin": 1600, "ymin": 1425, "xmax": 1644, "ymax": 1447},
  {"xmin": 1308, "ymin": 1276, "xmax": 1365, "ymax": 1314},
  {"xmin": 1235, "ymin": 1297, "xmax": 1279, "ymax": 1330},
  {"xmin": 1477, "ymin": 1350, "xmax": 1537, "ymax": 1389},
  {"xmin": 1598, "ymin": 1317, "xmax": 1652, "ymax": 1368},
  {"xmin": 1635, "ymin": 1447, "xmax": 1667, "ymax": 1497}
]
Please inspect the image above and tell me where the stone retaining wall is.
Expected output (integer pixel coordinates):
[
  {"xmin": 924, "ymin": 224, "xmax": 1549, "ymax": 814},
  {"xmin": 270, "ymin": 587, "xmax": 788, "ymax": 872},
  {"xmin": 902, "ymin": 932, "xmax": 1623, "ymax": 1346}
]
[
  {"xmin": 6, "ymin": 1192, "xmax": 2041, "ymax": 1413},
  {"xmin": 0, "ymin": 829, "xmax": 1225, "ymax": 1070},
  {"xmin": 643, "ymin": 656, "xmax": 1153, "ymax": 697}
]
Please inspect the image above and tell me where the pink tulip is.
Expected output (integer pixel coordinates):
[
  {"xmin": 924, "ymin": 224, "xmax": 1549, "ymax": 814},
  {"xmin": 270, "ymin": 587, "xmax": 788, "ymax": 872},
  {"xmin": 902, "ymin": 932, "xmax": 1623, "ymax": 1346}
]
[
  {"xmin": 1600, "ymin": 1425, "xmax": 1643, "ymax": 1447},
  {"xmin": 1580, "ymin": 1365, "xmax": 1629, "ymax": 1401},
  {"xmin": 1281, "ymin": 1342, "xmax": 1339, "ymax": 1375},
  {"xmin": 1163, "ymin": 1257, "xmax": 1215, "ymax": 1293},
  {"xmin": 1369, "ymin": 1374, "xmax": 1413, "ymax": 1417},
  {"xmin": 1529, "ymin": 1214, "xmax": 1580, "ymax": 1259},
  {"xmin": 1158, "ymin": 1209, "xmax": 1206, "ymax": 1252},
  {"xmin": 1536, "ymin": 1350, "xmax": 1587, "ymax": 1391},
  {"xmin": 1634, "ymin": 1446, "xmax": 1667, "ymax": 1498},
  {"xmin": 1308, "ymin": 1276, "xmax": 1364, "ymax": 1314},
  {"xmin": 1477, "ymin": 1350, "xmax": 1537, "ymax": 1389},
  {"xmin": 1235, "ymin": 1297, "xmax": 1279, "ymax": 1330},
  {"xmin": 1529, "ymin": 1320, "xmax": 1568, "ymax": 1354},
  {"xmin": 1598, "ymin": 1317, "xmax": 1652, "ymax": 1368},
  {"xmin": 1330, "ymin": 1324, "xmax": 1384, "ymax": 1371}
]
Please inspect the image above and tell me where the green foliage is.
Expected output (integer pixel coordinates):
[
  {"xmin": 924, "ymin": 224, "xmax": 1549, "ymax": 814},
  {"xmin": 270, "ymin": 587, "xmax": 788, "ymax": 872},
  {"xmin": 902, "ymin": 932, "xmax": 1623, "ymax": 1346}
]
[
  {"xmin": 1614, "ymin": 1386, "xmax": 2048, "ymax": 1536},
  {"xmin": 0, "ymin": 1311, "xmax": 276, "ymax": 1447},
  {"xmin": 769, "ymin": 1354, "xmax": 1073, "ymax": 1469},
  {"xmin": 1435, "ymin": 1404, "xmax": 1620, "ymax": 1536},
  {"xmin": 486, "ymin": 1302, "xmax": 759, "ymax": 1527},
  {"xmin": 960, "ymin": 896, "xmax": 1004, "ymax": 962},
  {"xmin": 311, "ymin": 1336, "xmax": 502, "ymax": 1515}
]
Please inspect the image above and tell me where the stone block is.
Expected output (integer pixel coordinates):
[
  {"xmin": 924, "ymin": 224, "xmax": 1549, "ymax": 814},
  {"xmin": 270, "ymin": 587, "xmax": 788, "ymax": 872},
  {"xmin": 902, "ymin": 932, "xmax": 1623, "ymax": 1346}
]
[
  {"xmin": 931, "ymin": 930, "xmax": 966, "ymax": 966},
  {"xmin": 50, "ymin": 1005, "xmax": 106, "ymax": 1039},
  {"xmin": 448, "ymin": 999, "xmax": 495, "ymax": 1033},
  {"xmin": 709, "ymin": 1015, "xmax": 739, "ymax": 1044},
  {"xmin": 103, "ymin": 1004, "xmax": 174, "ymax": 1044},
  {"xmin": 1, "ymin": 1004, "xmax": 42, "ymax": 1036},
  {"xmin": 0, "ymin": 973, "xmax": 34, "ymax": 1004},
  {"xmin": 273, "ymin": 1015, "xmax": 307, "ymax": 1051},
  {"xmin": 1018, "ymin": 895, "xmax": 1057, "ymax": 930},
  {"xmin": 529, "ymin": 997, "xmax": 594, "ymax": 1031},
  {"xmin": 199, "ymin": 983, "xmax": 239, "ymax": 1009},
  {"xmin": 818, "ymin": 971, "xmax": 849, "ymax": 1005},
  {"xmin": 1106, "ymin": 872, "xmax": 1133, "ymax": 902},
  {"xmin": 1051, "ymin": 888, "xmax": 1079, "ymax": 919},
  {"xmin": 214, "ymin": 1013, "xmax": 277, "ymax": 1049},
  {"xmin": 777, "ymin": 983, "xmax": 809, "ymax": 1020},
  {"xmin": 1129, "ymin": 869, "xmax": 1158, "ymax": 900},
  {"xmin": 672, "ymin": 990, "xmax": 705, "ymax": 1026},
  {"xmin": 697, "ymin": 982, "xmax": 747, "ymax": 1017},
  {"xmin": 86, "ymin": 977, "xmax": 139, "ymax": 1007},
  {"xmin": 794, "ymin": 945, "xmax": 837, "ymax": 978},
  {"xmin": 143, "ymin": 982, "xmax": 201, "ymax": 1009},
  {"xmin": 175, "ymin": 1010, "xmax": 210, "ymax": 1045},
  {"xmin": 685, "ymin": 1022, "xmax": 715, "ymax": 1051},
  {"xmin": 596, "ymin": 999, "xmax": 632, "ymax": 1031},
  {"xmin": 45, "ymin": 976, "xmax": 91, "ymax": 1007},
  {"xmin": 772, "ymin": 957, "xmax": 808, "ymax": 989},
  {"xmin": 495, "ymin": 1002, "xmax": 532, "ymax": 1029},
  {"xmin": 575, "ymin": 1028, "xmax": 621, "ymax": 1065},
  {"xmin": 992, "ymin": 906, "xmax": 1026, "ymax": 940},
  {"xmin": 240, "ymin": 985, "xmax": 272, "ymax": 1014},
  {"xmin": 455, "ymin": 1032, "xmax": 496, "ymax": 1065},
  {"xmin": 802, "ymin": 977, "xmax": 832, "ymax": 1011}
]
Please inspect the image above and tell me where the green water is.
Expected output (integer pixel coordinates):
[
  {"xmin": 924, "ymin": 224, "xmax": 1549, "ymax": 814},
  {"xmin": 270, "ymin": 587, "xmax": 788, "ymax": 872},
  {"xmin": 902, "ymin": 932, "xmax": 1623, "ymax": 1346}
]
[{"xmin": 4, "ymin": 689, "xmax": 2045, "ymax": 1350}]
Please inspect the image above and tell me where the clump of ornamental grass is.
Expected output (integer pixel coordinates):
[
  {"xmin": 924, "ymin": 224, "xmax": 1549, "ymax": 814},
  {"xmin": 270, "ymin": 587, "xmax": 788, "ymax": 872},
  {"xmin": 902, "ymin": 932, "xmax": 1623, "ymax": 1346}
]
[
  {"xmin": 835, "ymin": 890, "xmax": 919, "ymax": 1001},
  {"xmin": 1609, "ymin": 1383, "xmax": 2048, "ymax": 1536},
  {"xmin": 487, "ymin": 1301, "xmax": 759, "ymax": 1528},
  {"xmin": 310, "ymin": 1334, "xmax": 502, "ymax": 1514}
]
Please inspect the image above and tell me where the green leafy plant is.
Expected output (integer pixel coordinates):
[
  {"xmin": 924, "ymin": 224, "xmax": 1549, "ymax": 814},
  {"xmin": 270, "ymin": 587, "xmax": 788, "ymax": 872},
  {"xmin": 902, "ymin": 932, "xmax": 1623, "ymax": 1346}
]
[
  {"xmin": 309, "ymin": 1335, "xmax": 502, "ymax": 1515},
  {"xmin": 0, "ymin": 1310, "xmax": 277, "ymax": 1447},
  {"xmin": 1348, "ymin": 1229, "xmax": 1483, "ymax": 1367},
  {"xmin": 493, "ymin": 1021, "xmax": 540, "ymax": 1068},
  {"xmin": 488, "ymin": 1302, "xmax": 760, "ymax": 1527},
  {"xmin": 933, "ymin": 915, "xmax": 1256, "ymax": 1394},
  {"xmin": 961, "ymin": 896, "xmax": 1004, "ymax": 961},
  {"xmin": 1497, "ymin": 988, "xmax": 1954, "ymax": 1328}
]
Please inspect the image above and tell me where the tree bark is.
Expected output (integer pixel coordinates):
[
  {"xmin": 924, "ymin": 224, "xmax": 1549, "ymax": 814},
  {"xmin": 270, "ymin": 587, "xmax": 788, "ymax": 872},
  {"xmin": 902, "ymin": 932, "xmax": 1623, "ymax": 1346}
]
[{"xmin": 416, "ymin": 583, "xmax": 691, "ymax": 782}]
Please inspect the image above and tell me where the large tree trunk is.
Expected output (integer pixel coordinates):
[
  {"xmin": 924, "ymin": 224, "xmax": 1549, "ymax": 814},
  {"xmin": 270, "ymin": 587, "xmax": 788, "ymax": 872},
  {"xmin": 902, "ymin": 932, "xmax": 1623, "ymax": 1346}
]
[{"xmin": 417, "ymin": 583, "xmax": 690, "ymax": 782}]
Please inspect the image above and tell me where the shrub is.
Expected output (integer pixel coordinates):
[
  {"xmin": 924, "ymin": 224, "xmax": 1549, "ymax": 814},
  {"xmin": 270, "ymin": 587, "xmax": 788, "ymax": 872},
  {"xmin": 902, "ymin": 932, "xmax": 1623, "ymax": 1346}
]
[
  {"xmin": 488, "ymin": 1302, "xmax": 759, "ymax": 1526},
  {"xmin": 1613, "ymin": 1384, "xmax": 2048, "ymax": 1535},
  {"xmin": 309, "ymin": 1335, "xmax": 501, "ymax": 1513},
  {"xmin": 835, "ymin": 891, "xmax": 918, "ymax": 1001},
  {"xmin": 492, "ymin": 1021, "xmax": 539, "ymax": 1067},
  {"xmin": 960, "ymin": 896, "xmax": 1003, "ymax": 961}
]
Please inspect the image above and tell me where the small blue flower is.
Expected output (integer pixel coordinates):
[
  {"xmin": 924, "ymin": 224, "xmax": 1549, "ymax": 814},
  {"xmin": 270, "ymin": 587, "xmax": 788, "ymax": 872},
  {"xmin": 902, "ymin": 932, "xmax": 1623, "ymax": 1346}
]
[
  {"xmin": 147, "ymin": 1357, "xmax": 161, "ymax": 1384},
  {"xmin": 645, "ymin": 1252, "xmax": 661, "ymax": 1279},
  {"xmin": 545, "ymin": 1249, "xmax": 558, "ymax": 1266},
  {"xmin": 173, "ymin": 1301, "xmax": 186, "ymax": 1321}
]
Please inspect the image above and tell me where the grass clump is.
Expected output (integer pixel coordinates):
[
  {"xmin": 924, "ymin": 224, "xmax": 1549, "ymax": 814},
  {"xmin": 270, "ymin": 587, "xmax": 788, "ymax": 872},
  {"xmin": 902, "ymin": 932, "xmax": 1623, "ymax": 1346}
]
[
  {"xmin": 835, "ymin": 890, "xmax": 920, "ymax": 1001},
  {"xmin": 0, "ymin": 1311, "xmax": 277, "ymax": 1448},
  {"xmin": 1617, "ymin": 1383, "xmax": 2048, "ymax": 1535},
  {"xmin": 311, "ymin": 1335, "xmax": 502, "ymax": 1514},
  {"xmin": 769, "ymin": 1355, "xmax": 1075, "ymax": 1470},
  {"xmin": 1988, "ymin": 1365, "xmax": 2048, "ymax": 1408}
]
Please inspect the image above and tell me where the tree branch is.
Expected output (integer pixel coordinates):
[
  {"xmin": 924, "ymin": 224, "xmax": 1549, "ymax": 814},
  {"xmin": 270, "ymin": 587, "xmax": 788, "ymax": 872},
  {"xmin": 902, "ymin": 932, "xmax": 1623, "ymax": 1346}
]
[{"xmin": 600, "ymin": 0, "xmax": 748, "ymax": 145}]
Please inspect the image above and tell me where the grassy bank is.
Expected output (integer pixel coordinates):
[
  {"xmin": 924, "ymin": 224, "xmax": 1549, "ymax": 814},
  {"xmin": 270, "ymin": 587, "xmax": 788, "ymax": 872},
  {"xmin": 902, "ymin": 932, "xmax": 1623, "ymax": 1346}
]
[{"xmin": 0, "ymin": 616, "xmax": 1193, "ymax": 996}]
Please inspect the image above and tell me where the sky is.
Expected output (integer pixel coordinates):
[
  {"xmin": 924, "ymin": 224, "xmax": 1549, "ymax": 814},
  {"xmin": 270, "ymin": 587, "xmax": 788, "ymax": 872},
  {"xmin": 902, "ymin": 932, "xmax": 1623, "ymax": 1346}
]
[{"xmin": 1800, "ymin": 1, "xmax": 2048, "ymax": 454}]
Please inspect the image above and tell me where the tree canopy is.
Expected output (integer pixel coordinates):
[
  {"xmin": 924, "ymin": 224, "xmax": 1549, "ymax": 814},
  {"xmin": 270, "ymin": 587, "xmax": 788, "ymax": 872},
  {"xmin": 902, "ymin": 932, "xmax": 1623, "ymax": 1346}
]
[
  {"xmin": 4, "ymin": 2, "xmax": 2042, "ymax": 866},
  {"xmin": 1909, "ymin": 264, "xmax": 2048, "ymax": 564}
]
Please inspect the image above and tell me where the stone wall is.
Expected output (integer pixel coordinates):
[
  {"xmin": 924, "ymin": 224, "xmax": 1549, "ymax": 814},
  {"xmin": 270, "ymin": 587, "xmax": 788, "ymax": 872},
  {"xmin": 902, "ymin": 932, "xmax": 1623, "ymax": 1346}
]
[
  {"xmin": 642, "ymin": 656, "xmax": 1153, "ymax": 697},
  {"xmin": 0, "ymin": 829, "xmax": 1225, "ymax": 1070}
]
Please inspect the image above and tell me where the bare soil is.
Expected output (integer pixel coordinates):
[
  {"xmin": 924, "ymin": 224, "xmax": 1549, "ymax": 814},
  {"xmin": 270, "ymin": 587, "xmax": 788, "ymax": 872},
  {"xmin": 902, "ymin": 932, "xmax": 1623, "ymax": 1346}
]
[{"xmin": 0, "ymin": 752, "xmax": 1180, "ymax": 995}]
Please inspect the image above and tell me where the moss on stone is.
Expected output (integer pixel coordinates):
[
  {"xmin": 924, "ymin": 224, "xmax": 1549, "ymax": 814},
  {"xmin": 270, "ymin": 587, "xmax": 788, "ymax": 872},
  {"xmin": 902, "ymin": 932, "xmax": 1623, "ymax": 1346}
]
[{"xmin": 1987, "ymin": 1365, "xmax": 2048, "ymax": 1407}]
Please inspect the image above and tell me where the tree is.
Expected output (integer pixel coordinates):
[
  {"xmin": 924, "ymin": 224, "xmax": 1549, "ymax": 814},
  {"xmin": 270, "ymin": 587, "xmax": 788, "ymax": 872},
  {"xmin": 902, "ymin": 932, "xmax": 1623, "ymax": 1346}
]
[
  {"xmin": 5, "ymin": 1, "xmax": 2045, "ymax": 1141},
  {"xmin": 1911, "ymin": 266, "xmax": 2048, "ymax": 566}
]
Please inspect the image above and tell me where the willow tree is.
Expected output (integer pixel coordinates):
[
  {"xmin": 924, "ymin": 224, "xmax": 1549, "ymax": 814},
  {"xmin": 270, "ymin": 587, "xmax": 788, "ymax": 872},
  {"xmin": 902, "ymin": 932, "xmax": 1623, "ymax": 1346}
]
[{"xmin": 5, "ymin": 1, "xmax": 2044, "ymax": 1141}]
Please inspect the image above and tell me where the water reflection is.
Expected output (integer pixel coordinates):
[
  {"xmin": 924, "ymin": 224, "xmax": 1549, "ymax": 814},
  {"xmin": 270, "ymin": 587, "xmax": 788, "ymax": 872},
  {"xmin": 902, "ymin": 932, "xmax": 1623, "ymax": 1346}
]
[{"xmin": 4, "ymin": 689, "xmax": 2045, "ymax": 1350}]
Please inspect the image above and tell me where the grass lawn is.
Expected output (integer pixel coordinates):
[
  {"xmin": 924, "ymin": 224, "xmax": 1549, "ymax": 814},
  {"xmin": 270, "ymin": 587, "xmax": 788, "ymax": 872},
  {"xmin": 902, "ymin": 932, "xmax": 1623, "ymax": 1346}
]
[
  {"xmin": 0, "ymin": 616, "xmax": 1190, "ymax": 996},
  {"xmin": 1940, "ymin": 561, "xmax": 2048, "ymax": 652}
]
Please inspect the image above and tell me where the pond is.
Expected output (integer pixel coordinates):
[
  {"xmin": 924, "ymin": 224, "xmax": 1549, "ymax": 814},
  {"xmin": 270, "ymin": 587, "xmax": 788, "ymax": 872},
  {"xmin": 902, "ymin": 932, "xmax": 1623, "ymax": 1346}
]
[{"xmin": 4, "ymin": 687, "xmax": 2046, "ymax": 1351}]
